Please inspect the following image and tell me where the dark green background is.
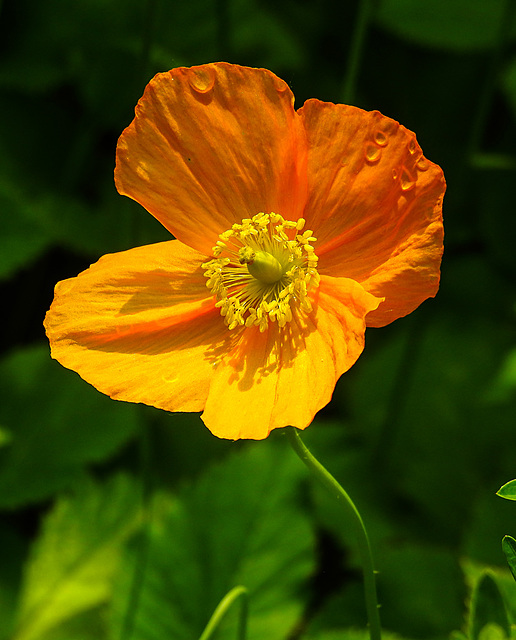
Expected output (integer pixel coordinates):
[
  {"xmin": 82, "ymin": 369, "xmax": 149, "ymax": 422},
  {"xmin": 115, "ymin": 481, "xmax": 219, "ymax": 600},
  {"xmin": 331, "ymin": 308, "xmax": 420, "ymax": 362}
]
[{"xmin": 1, "ymin": 0, "xmax": 516, "ymax": 639}]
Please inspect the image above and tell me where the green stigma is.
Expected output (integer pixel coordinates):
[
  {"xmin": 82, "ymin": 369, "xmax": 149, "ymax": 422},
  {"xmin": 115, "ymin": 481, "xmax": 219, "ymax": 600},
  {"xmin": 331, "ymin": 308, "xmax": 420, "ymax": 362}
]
[{"xmin": 238, "ymin": 248, "xmax": 285, "ymax": 284}]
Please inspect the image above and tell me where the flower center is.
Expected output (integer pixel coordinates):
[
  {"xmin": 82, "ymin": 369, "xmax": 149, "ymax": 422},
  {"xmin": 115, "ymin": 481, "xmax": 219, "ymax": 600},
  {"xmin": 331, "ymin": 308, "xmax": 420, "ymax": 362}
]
[
  {"xmin": 239, "ymin": 248, "xmax": 285, "ymax": 284},
  {"xmin": 202, "ymin": 212, "xmax": 320, "ymax": 332}
]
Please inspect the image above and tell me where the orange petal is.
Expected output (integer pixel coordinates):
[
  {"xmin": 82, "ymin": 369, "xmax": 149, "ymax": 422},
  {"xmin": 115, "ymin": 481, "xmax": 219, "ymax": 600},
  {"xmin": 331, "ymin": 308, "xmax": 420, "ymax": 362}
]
[
  {"xmin": 201, "ymin": 276, "xmax": 381, "ymax": 440},
  {"xmin": 115, "ymin": 63, "xmax": 307, "ymax": 255},
  {"xmin": 299, "ymin": 99, "xmax": 445, "ymax": 327},
  {"xmin": 44, "ymin": 240, "xmax": 236, "ymax": 412}
]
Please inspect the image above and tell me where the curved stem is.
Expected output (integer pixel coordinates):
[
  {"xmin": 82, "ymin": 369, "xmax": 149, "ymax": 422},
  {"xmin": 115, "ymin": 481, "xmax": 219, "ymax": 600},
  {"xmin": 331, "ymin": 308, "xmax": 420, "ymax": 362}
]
[
  {"xmin": 342, "ymin": 0, "xmax": 374, "ymax": 104},
  {"xmin": 198, "ymin": 585, "xmax": 248, "ymax": 640},
  {"xmin": 285, "ymin": 427, "xmax": 381, "ymax": 640}
]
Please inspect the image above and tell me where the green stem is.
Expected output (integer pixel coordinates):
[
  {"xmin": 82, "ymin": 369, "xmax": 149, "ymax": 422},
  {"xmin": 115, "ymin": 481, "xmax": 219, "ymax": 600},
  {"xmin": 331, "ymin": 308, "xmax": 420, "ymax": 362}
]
[
  {"xmin": 468, "ymin": 0, "xmax": 514, "ymax": 162},
  {"xmin": 139, "ymin": 0, "xmax": 159, "ymax": 84},
  {"xmin": 285, "ymin": 427, "xmax": 381, "ymax": 640},
  {"xmin": 198, "ymin": 586, "xmax": 248, "ymax": 640},
  {"xmin": 342, "ymin": 0, "xmax": 374, "ymax": 104}
]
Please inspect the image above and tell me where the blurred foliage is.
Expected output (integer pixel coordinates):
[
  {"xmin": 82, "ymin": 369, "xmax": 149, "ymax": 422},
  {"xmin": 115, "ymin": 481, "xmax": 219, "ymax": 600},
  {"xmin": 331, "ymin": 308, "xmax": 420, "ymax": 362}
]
[
  {"xmin": 1, "ymin": 0, "xmax": 516, "ymax": 638},
  {"xmin": 467, "ymin": 572, "xmax": 511, "ymax": 640}
]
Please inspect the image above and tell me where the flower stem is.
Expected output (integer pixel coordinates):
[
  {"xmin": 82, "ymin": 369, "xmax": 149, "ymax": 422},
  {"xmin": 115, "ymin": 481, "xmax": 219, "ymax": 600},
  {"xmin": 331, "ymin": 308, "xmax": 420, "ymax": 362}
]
[
  {"xmin": 198, "ymin": 586, "xmax": 248, "ymax": 640},
  {"xmin": 468, "ymin": 0, "xmax": 515, "ymax": 163},
  {"xmin": 342, "ymin": 0, "xmax": 374, "ymax": 104},
  {"xmin": 285, "ymin": 427, "xmax": 382, "ymax": 640}
]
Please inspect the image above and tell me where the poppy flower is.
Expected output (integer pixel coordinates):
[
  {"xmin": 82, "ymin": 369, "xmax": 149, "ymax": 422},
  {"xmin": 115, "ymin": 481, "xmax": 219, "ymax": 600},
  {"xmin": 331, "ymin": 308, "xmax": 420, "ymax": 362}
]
[{"xmin": 44, "ymin": 62, "xmax": 445, "ymax": 440}]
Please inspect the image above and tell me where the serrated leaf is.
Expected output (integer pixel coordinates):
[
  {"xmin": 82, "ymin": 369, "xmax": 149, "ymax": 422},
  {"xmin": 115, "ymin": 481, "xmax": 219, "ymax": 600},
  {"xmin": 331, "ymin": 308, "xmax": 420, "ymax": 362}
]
[
  {"xmin": 110, "ymin": 442, "xmax": 315, "ymax": 640},
  {"xmin": 0, "ymin": 345, "xmax": 140, "ymax": 508},
  {"xmin": 12, "ymin": 474, "xmax": 141, "ymax": 640},
  {"xmin": 497, "ymin": 481, "xmax": 516, "ymax": 501},
  {"xmin": 469, "ymin": 572, "xmax": 511, "ymax": 640},
  {"xmin": 502, "ymin": 537, "xmax": 516, "ymax": 582}
]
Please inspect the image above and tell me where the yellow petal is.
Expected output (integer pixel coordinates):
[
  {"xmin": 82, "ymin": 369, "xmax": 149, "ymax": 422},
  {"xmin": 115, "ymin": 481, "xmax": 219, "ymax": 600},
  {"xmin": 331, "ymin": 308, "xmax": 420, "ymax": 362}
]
[
  {"xmin": 115, "ymin": 63, "xmax": 307, "ymax": 254},
  {"xmin": 299, "ymin": 99, "xmax": 445, "ymax": 327},
  {"xmin": 201, "ymin": 276, "xmax": 381, "ymax": 440},
  {"xmin": 44, "ymin": 240, "xmax": 236, "ymax": 412}
]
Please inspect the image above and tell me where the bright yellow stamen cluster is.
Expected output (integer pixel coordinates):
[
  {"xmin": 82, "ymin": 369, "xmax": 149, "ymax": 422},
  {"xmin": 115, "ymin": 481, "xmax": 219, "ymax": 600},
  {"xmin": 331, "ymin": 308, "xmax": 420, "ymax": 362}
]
[{"xmin": 202, "ymin": 212, "xmax": 320, "ymax": 332}]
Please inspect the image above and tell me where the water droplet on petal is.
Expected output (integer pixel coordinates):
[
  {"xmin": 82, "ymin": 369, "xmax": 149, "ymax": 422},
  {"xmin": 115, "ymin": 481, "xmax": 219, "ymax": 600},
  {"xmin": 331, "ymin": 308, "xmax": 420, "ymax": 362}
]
[
  {"xmin": 378, "ymin": 117, "xmax": 399, "ymax": 135},
  {"xmin": 400, "ymin": 167, "xmax": 416, "ymax": 191},
  {"xmin": 365, "ymin": 144, "xmax": 381, "ymax": 163},
  {"xmin": 408, "ymin": 139, "xmax": 417, "ymax": 155},
  {"xmin": 416, "ymin": 157, "xmax": 429, "ymax": 171},
  {"xmin": 392, "ymin": 168, "xmax": 398, "ymax": 180},
  {"xmin": 374, "ymin": 130, "xmax": 388, "ymax": 147},
  {"xmin": 188, "ymin": 67, "xmax": 216, "ymax": 94},
  {"xmin": 273, "ymin": 76, "xmax": 288, "ymax": 93}
]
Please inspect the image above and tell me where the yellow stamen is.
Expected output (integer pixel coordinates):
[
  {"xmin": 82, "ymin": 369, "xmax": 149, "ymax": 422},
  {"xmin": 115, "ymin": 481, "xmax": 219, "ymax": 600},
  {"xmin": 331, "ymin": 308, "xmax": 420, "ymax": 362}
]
[{"xmin": 202, "ymin": 212, "xmax": 320, "ymax": 332}]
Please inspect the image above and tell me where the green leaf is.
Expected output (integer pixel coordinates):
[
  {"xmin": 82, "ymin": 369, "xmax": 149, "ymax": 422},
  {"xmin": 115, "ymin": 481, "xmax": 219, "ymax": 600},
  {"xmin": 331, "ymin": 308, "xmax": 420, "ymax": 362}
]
[
  {"xmin": 305, "ymin": 629, "xmax": 416, "ymax": 640},
  {"xmin": 470, "ymin": 153, "xmax": 516, "ymax": 171},
  {"xmin": 12, "ymin": 474, "xmax": 141, "ymax": 640},
  {"xmin": 497, "ymin": 480, "xmax": 516, "ymax": 501},
  {"xmin": 376, "ymin": 545, "xmax": 465, "ymax": 637},
  {"xmin": 347, "ymin": 305, "xmax": 516, "ymax": 545},
  {"xmin": 487, "ymin": 350, "xmax": 516, "ymax": 404},
  {"xmin": 0, "ymin": 181, "xmax": 55, "ymax": 281},
  {"xmin": 38, "ymin": 608, "xmax": 109, "ymax": 640},
  {"xmin": 502, "ymin": 537, "xmax": 516, "ymax": 582},
  {"xmin": 462, "ymin": 560, "xmax": 516, "ymax": 628},
  {"xmin": 0, "ymin": 525, "xmax": 27, "ymax": 640},
  {"xmin": 375, "ymin": 0, "xmax": 510, "ymax": 52},
  {"xmin": 110, "ymin": 441, "xmax": 315, "ymax": 640},
  {"xmin": 469, "ymin": 572, "xmax": 511, "ymax": 640},
  {"xmin": 0, "ymin": 345, "xmax": 140, "ymax": 508},
  {"xmin": 477, "ymin": 171, "xmax": 516, "ymax": 276},
  {"xmin": 478, "ymin": 624, "xmax": 509, "ymax": 640},
  {"xmin": 229, "ymin": 0, "xmax": 305, "ymax": 70},
  {"xmin": 0, "ymin": 425, "xmax": 13, "ymax": 448},
  {"xmin": 502, "ymin": 55, "xmax": 516, "ymax": 121}
]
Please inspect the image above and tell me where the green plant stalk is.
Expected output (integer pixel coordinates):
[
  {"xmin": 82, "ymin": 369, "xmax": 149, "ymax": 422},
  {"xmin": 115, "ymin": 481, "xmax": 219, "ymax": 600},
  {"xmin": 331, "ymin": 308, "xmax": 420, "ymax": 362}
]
[
  {"xmin": 342, "ymin": 0, "xmax": 374, "ymax": 104},
  {"xmin": 198, "ymin": 585, "xmax": 248, "ymax": 640},
  {"xmin": 468, "ymin": 0, "xmax": 514, "ymax": 162},
  {"xmin": 285, "ymin": 427, "xmax": 382, "ymax": 640}
]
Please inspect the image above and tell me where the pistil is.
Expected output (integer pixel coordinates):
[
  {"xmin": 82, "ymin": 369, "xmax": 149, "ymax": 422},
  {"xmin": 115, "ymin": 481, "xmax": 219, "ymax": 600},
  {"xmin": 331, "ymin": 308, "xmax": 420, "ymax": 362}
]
[
  {"xmin": 202, "ymin": 212, "xmax": 320, "ymax": 331},
  {"xmin": 238, "ymin": 248, "xmax": 285, "ymax": 284}
]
